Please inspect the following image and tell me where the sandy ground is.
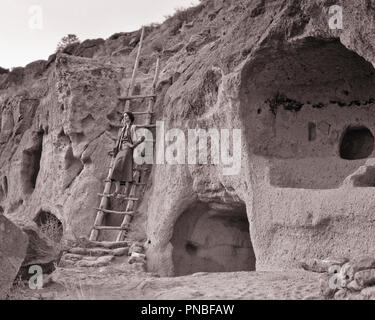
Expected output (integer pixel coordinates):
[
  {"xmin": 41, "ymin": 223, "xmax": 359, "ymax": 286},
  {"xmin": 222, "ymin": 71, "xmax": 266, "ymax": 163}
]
[{"xmin": 7, "ymin": 259, "xmax": 323, "ymax": 300}]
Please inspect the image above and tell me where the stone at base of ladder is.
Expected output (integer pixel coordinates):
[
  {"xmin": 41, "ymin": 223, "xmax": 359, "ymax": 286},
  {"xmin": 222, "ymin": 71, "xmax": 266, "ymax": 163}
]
[
  {"xmin": 59, "ymin": 253, "xmax": 117, "ymax": 268},
  {"xmin": 347, "ymin": 280, "xmax": 364, "ymax": 291},
  {"xmin": 334, "ymin": 289, "xmax": 365, "ymax": 300},
  {"xmin": 68, "ymin": 247, "xmax": 129, "ymax": 257},
  {"xmin": 128, "ymin": 252, "xmax": 146, "ymax": 264},
  {"xmin": 63, "ymin": 253, "xmax": 98, "ymax": 262},
  {"xmin": 361, "ymin": 286, "xmax": 375, "ymax": 299},
  {"xmin": 354, "ymin": 269, "xmax": 375, "ymax": 288},
  {"xmin": 129, "ymin": 242, "xmax": 145, "ymax": 255},
  {"xmin": 319, "ymin": 274, "xmax": 336, "ymax": 299},
  {"xmin": 300, "ymin": 257, "xmax": 349, "ymax": 273},
  {"xmin": 58, "ymin": 258, "xmax": 76, "ymax": 268},
  {"xmin": 76, "ymin": 255, "xmax": 115, "ymax": 267},
  {"xmin": 74, "ymin": 237, "xmax": 131, "ymax": 250}
]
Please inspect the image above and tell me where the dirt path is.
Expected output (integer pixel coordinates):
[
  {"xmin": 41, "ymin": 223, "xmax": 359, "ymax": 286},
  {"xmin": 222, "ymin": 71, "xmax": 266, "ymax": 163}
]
[{"xmin": 7, "ymin": 262, "xmax": 323, "ymax": 300}]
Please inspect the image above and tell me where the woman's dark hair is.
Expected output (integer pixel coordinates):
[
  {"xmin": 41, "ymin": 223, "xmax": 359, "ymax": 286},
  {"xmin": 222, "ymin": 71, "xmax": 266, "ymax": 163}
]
[{"xmin": 123, "ymin": 112, "xmax": 135, "ymax": 124}]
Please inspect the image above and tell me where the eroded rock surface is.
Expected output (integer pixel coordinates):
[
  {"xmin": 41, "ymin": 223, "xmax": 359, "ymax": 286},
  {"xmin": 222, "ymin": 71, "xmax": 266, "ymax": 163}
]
[
  {"xmin": 18, "ymin": 224, "xmax": 63, "ymax": 277},
  {"xmin": 0, "ymin": 215, "xmax": 28, "ymax": 299},
  {"xmin": 1, "ymin": 0, "xmax": 375, "ymax": 279}
]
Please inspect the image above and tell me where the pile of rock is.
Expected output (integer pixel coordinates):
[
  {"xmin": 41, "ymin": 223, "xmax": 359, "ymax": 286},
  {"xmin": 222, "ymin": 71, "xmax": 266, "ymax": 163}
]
[
  {"xmin": 59, "ymin": 238, "xmax": 147, "ymax": 271},
  {"xmin": 18, "ymin": 224, "xmax": 63, "ymax": 277},
  {"xmin": 300, "ymin": 256, "xmax": 375, "ymax": 300},
  {"xmin": 128, "ymin": 242, "xmax": 147, "ymax": 272},
  {"xmin": 60, "ymin": 238, "xmax": 130, "ymax": 268}
]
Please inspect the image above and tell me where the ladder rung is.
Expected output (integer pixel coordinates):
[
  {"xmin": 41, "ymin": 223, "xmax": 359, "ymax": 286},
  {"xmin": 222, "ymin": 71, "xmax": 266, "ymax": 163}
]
[
  {"xmin": 119, "ymin": 95, "xmax": 156, "ymax": 101},
  {"xmin": 135, "ymin": 124, "xmax": 157, "ymax": 129},
  {"xmin": 97, "ymin": 194, "xmax": 140, "ymax": 201},
  {"xmin": 106, "ymin": 167, "xmax": 150, "ymax": 171},
  {"xmin": 106, "ymin": 167, "xmax": 151, "ymax": 172},
  {"xmin": 111, "ymin": 123, "xmax": 156, "ymax": 129},
  {"xmin": 134, "ymin": 167, "xmax": 151, "ymax": 171},
  {"xmin": 94, "ymin": 226, "xmax": 129, "ymax": 231},
  {"xmin": 131, "ymin": 111, "xmax": 155, "ymax": 115},
  {"xmin": 94, "ymin": 208, "xmax": 135, "ymax": 216},
  {"xmin": 103, "ymin": 180, "xmax": 146, "ymax": 186}
]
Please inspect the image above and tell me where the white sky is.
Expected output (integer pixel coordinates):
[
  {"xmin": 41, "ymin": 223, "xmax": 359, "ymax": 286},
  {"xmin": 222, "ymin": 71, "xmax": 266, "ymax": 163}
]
[{"xmin": 0, "ymin": 0, "xmax": 200, "ymax": 69}]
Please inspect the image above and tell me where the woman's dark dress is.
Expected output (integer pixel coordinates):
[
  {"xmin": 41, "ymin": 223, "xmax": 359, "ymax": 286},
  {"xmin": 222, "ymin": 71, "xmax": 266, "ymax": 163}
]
[{"xmin": 112, "ymin": 125, "xmax": 134, "ymax": 183}]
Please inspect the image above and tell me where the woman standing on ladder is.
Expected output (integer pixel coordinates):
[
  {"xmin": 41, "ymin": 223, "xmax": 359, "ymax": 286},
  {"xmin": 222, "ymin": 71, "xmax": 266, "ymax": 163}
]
[{"xmin": 111, "ymin": 112, "xmax": 145, "ymax": 197}]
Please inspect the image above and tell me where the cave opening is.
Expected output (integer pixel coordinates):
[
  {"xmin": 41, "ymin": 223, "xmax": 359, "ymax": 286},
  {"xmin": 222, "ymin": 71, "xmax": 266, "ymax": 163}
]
[
  {"xmin": 171, "ymin": 201, "xmax": 256, "ymax": 276},
  {"xmin": 340, "ymin": 126, "xmax": 374, "ymax": 160},
  {"xmin": 240, "ymin": 37, "xmax": 375, "ymax": 189},
  {"xmin": 34, "ymin": 211, "xmax": 63, "ymax": 243},
  {"xmin": 21, "ymin": 132, "xmax": 43, "ymax": 194}
]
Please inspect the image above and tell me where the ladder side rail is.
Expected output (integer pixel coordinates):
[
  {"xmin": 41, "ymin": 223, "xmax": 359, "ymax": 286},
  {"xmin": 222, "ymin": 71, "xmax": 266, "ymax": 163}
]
[
  {"xmin": 89, "ymin": 158, "xmax": 116, "ymax": 240},
  {"xmin": 116, "ymin": 170, "xmax": 142, "ymax": 241},
  {"xmin": 116, "ymin": 57, "xmax": 161, "ymax": 241},
  {"xmin": 116, "ymin": 97, "xmax": 156, "ymax": 242},
  {"xmin": 91, "ymin": 26, "xmax": 146, "ymax": 241},
  {"xmin": 116, "ymin": 170, "xmax": 148, "ymax": 241},
  {"xmin": 125, "ymin": 26, "xmax": 145, "ymax": 113}
]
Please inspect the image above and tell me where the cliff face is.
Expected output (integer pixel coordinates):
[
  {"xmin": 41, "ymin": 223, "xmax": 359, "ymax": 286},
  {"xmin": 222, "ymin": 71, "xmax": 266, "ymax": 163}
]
[
  {"xmin": 2, "ymin": 0, "xmax": 375, "ymax": 276},
  {"xmin": 0, "ymin": 215, "xmax": 28, "ymax": 299}
]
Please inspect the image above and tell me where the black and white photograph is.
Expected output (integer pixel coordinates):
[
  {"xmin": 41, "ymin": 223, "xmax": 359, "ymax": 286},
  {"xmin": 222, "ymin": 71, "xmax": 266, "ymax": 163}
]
[{"xmin": 1, "ymin": 0, "xmax": 375, "ymax": 307}]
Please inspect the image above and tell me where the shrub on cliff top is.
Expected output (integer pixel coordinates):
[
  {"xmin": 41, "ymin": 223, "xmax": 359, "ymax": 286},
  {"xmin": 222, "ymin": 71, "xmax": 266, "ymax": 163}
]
[{"xmin": 56, "ymin": 34, "xmax": 80, "ymax": 52}]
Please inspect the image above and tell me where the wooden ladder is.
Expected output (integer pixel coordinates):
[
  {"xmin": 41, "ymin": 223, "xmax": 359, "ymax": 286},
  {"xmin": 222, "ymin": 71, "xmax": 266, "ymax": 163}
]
[{"xmin": 89, "ymin": 27, "xmax": 160, "ymax": 242}]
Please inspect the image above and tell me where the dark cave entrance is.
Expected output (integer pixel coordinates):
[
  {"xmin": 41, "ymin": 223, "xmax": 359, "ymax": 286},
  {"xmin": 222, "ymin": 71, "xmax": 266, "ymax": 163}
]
[
  {"xmin": 340, "ymin": 126, "xmax": 374, "ymax": 160},
  {"xmin": 34, "ymin": 211, "xmax": 63, "ymax": 243},
  {"xmin": 171, "ymin": 201, "xmax": 256, "ymax": 276},
  {"xmin": 21, "ymin": 131, "xmax": 43, "ymax": 194}
]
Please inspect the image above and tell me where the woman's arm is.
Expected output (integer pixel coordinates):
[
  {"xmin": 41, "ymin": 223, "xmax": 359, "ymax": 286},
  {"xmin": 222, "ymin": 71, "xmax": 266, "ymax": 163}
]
[
  {"xmin": 133, "ymin": 135, "xmax": 146, "ymax": 148},
  {"xmin": 129, "ymin": 125, "xmax": 145, "ymax": 148}
]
